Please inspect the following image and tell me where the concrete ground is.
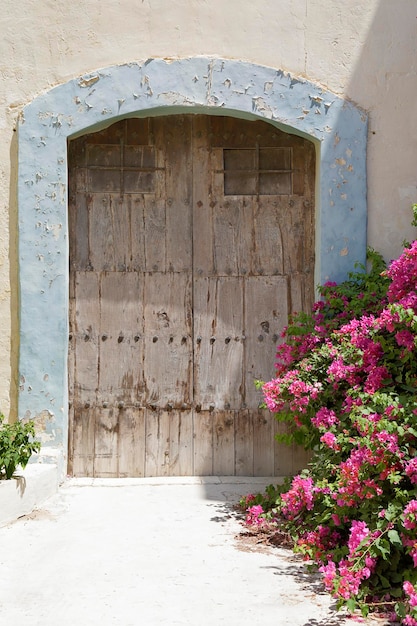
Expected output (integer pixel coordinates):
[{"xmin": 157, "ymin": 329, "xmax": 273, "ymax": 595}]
[{"xmin": 0, "ymin": 477, "xmax": 381, "ymax": 626}]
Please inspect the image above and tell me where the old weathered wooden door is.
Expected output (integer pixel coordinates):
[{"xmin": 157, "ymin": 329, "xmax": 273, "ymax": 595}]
[{"xmin": 68, "ymin": 115, "xmax": 315, "ymax": 477}]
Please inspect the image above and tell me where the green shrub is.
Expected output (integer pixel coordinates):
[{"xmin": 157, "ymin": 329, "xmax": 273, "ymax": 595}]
[{"xmin": 0, "ymin": 416, "xmax": 41, "ymax": 479}]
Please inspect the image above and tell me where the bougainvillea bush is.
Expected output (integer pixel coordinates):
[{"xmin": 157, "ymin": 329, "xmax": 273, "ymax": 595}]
[{"xmin": 243, "ymin": 208, "xmax": 417, "ymax": 624}]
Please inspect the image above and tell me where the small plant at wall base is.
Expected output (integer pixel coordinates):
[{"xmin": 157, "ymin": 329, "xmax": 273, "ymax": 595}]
[
  {"xmin": 242, "ymin": 205, "xmax": 417, "ymax": 625},
  {"xmin": 0, "ymin": 415, "xmax": 41, "ymax": 479}
]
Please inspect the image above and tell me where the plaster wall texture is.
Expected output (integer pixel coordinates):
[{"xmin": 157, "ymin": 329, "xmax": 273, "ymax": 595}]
[{"xmin": 0, "ymin": 0, "xmax": 416, "ymax": 418}]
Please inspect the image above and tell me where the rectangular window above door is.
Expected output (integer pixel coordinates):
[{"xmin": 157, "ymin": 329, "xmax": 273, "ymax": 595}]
[{"xmin": 223, "ymin": 146, "xmax": 293, "ymax": 195}]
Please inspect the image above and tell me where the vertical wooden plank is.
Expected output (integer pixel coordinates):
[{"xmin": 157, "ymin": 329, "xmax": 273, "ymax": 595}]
[
  {"xmin": 74, "ymin": 271, "xmax": 99, "ymax": 406},
  {"xmin": 145, "ymin": 409, "xmax": 170, "ymax": 477},
  {"xmin": 293, "ymin": 141, "xmax": 316, "ymax": 197},
  {"xmin": 68, "ymin": 192, "xmax": 90, "ymax": 271},
  {"xmin": 89, "ymin": 193, "xmax": 116, "ymax": 271},
  {"xmin": 210, "ymin": 148, "xmax": 253, "ymax": 276},
  {"xmin": 144, "ymin": 119, "xmax": 166, "ymax": 272},
  {"xmin": 293, "ymin": 145, "xmax": 306, "ymax": 196},
  {"xmin": 143, "ymin": 195, "xmax": 166, "ymax": 272},
  {"xmin": 253, "ymin": 198, "xmax": 284, "ymax": 275},
  {"xmin": 167, "ymin": 411, "xmax": 193, "ymax": 476},
  {"xmin": 75, "ymin": 192, "xmax": 90, "ymax": 270},
  {"xmin": 68, "ymin": 355, "xmax": 76, "ymax": 474},
  {"xmin": 118, "ymin": 408, "xmax": 146, "ymax": 477},
  {"xmin": 289, "ymin": 273, "xmax": 304, "ymax": 317},
  {"xmin": 192, "ymin": 115, "xmax": 214, "ymax": 277},
  {"xmin": 144, "ymin": 272, "xmax": 192, "ymax": 408},
  {"xmin": 112, "ymin": 195, "xmax": 130, "ymax": 271},
  {"xmin": 235, "ymin": 410, "xmax": 254, "ymax": 476},
  {"xmin": 293, "ymin": 445, "xmax": 312, "ymax": 476},
  {"xmin": 244, "ymin": 276, "xmax": 288, "ymax": 409},
  {"xmin": 193, "ymin": 276, "xmax": 243, "ymax": 410},
  {"xmin": 213, "ymin": 411, "xmax": 235, "ymax": 476},
  {"xmin": 253, "ymin": 409, "xmax": 275, "ymax": 476},
  {"xmin": 68, "ymin": 267, "xmax": 76, "ymax": 475},
  {"xmin": 130, "ymin": 194, "xmax": 146, "ymax": 272},
  {"xmin": 71, "ymin": 409, "xmax": 96, "ymax": 477},
  {"xmin": 280, "ymin": 196, "xmax": 310, "ymax": 274},
  {"xmin": 69, "ymin": 411, "xmax": 81, "ymax": 476},
  {"xmin": 126, "ymin": 118, "xmax": 150, "ymax": 145},
  {"xmin": 273, "ymin": 419, "xmax": 295, "ymax": 477},
  {"xmin": 145, "ymin": 409, "xmax": 193, "ymax": 477},
  {"xmin": 94, "ymin": 407, "xmax": 119, "ymax": 477},
  {"xmin": 193, "ymin": 411, "xmax": 213, "ymax": 475},
  {"xmin": 212, "ymin": 200, "xmax": 242, "ymax": 276},
  {"xmin": 160, "ymin": 116, "xmax": 193, "ymax": 272},
  {"xmin": 99, "ymin": 272, "xmax": 145, "ymax": 407}
]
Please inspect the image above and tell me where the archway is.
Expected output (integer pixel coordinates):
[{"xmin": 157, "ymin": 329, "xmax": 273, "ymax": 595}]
[{"xmin": 17, "ymin": 57, "xmax": 367, "ymax": 476}]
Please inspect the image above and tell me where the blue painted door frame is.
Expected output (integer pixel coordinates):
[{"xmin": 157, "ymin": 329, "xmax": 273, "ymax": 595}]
[{"xmin": 17, "ymin": 57, "xmax": 367, "ymax": 471}]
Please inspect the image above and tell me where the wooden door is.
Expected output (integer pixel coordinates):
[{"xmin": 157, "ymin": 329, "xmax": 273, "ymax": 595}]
[{"xmin": 68, "ymin": 115, "xmax": 315, "ymax": 477}]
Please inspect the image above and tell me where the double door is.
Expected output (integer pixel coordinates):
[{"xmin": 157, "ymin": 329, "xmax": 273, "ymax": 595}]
[{"xmin": 68, "ymin": 114, "xmax": 315, "ymax": 476}]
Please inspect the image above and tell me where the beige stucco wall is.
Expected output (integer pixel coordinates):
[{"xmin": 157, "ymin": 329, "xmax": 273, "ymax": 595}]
[{"xmin": 0, "ymin": 0, "xmax": 416, "ymax": 415}]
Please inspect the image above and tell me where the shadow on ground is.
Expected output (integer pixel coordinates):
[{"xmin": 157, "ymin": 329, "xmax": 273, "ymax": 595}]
[{"xmin": 209, "ymin": 500, "xmax": 393, "ymax": 626}]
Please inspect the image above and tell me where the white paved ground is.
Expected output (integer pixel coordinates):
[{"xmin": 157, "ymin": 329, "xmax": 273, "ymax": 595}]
[{"xmin": 0, "ymin": 477, "xmax": 380, "ymax": 626}]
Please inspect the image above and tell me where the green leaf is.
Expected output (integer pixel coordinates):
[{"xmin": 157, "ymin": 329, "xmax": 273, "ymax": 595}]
[
  {"xmin": 395, "ymin": 602, "xmax": 407, "ymax": 618},
  {"xmin": 378, "ymin": 574, "xmax": 391, "ymax": 588},
  {"xmin": 390, "ymin": 587, "xmax": 404, "ymax": 598},
  {"xmin": 374, "ymin": 538, "xmax": 391, "ymax": 559},
  {"xmin": 388, "ymin": 529, "xmax": 403, "ymax": 548},
  {"xmin": 346, "ymin": 598, "xmax": 357, "ymax": 613}
]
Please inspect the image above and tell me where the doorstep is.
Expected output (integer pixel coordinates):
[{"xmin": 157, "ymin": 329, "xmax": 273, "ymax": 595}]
[{"xmin": 0, "ymin": 463, "xmax": 59, "ymax": 527}]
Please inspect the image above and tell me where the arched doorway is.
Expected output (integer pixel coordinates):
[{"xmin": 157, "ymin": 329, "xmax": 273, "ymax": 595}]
[
  {"xmin": 17, "ymin": 58, "xmax": 367, "ymax": 479},
  {"xmin": 67, "ymin": 114, "xmax": 315, "ymax": 476}
]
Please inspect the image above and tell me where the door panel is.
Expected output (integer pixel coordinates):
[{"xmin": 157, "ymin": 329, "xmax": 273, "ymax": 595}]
[{"xmin": 68, "ymin": 115, "xmax": 315, "ymax": 477}]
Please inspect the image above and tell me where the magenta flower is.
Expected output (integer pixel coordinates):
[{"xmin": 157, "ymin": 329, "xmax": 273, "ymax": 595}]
[
  {"xmin": 364, "ymin": 366, "xmax": 390, "ymax": 393},
  {"xmin": 405, "ymin": 459, "xmax": 417, "ymax": 484},
  {"xmin": 387, "ymin": 240, "xmax": 417, "ymax": 304},
  {"xmin": 375, "ymin": 430, "xmax": 399, "ymax": 454},
  {"xmin": 404, "ymin": 581, "xmax": 417, "ymax": 607},
  {"xmin": 311, "ymin": 407, "xmax": 339, "ymax": 429},
  {"xmin": 281, "ymin": 475, "xmax": 315, "ymax": 519},
  {"xmin": 319, "ymin": 560, "xmax": 337, "ymax": 590},
  {"xmin": 320, "ymin": 431, "xmax": 340, "ymax": 451},
  {"xmin": 396, "ymin": 329, "xmax": 416, "ymax": 350},
  {"xmin": 348, "ymin": 520, "xmax": 370, "ymax": 554},
  {"xmin": 245, "ymin": 504, "xmax": 265, "ymax": 526},
  {"xmin": 327, "ymin": 358, "xmax": 358, "ymax": 384},
  {"xmin": 403, "ymin": 500, "xmax": 417, "ymax": 530}
]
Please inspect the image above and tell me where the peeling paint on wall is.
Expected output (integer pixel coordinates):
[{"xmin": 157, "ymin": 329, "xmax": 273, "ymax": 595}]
[{"xmin": 17, "ymin": 57, "xmax": 367, "ymax": 469}]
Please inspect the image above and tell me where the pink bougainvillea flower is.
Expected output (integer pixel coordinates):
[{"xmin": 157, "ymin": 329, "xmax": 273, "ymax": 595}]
[
  {"xmin": 395, "ymin": 329, "xmax": 416, "ymax": 350},
  {"xmin": 348, "ymin": 520, "xmax": 371, "ymax": 553},
  {"xmin": 311, "ymin": 407, "xmax": 339, "ymax": 430},
  {"xmin": 403, "ymin": 500, "xmax": 417, "ymax": 530},
  {"xmin": 281, "ymin": 475, "xmax": 315, "ymax": 519},
  {"xmin": 320, "ymin": 431, "xmax": 340, "ymax": 451},
  {"xmin": 245, "ymin": 504, "xmax": 265, "ymax": 526},
  {"xmin": 405, "ymin": 459, "xmax": 417, "ymax": 485},
  {"xmin": 404, "ymin": 581, "xmax": 417, "ymax": 607}
]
